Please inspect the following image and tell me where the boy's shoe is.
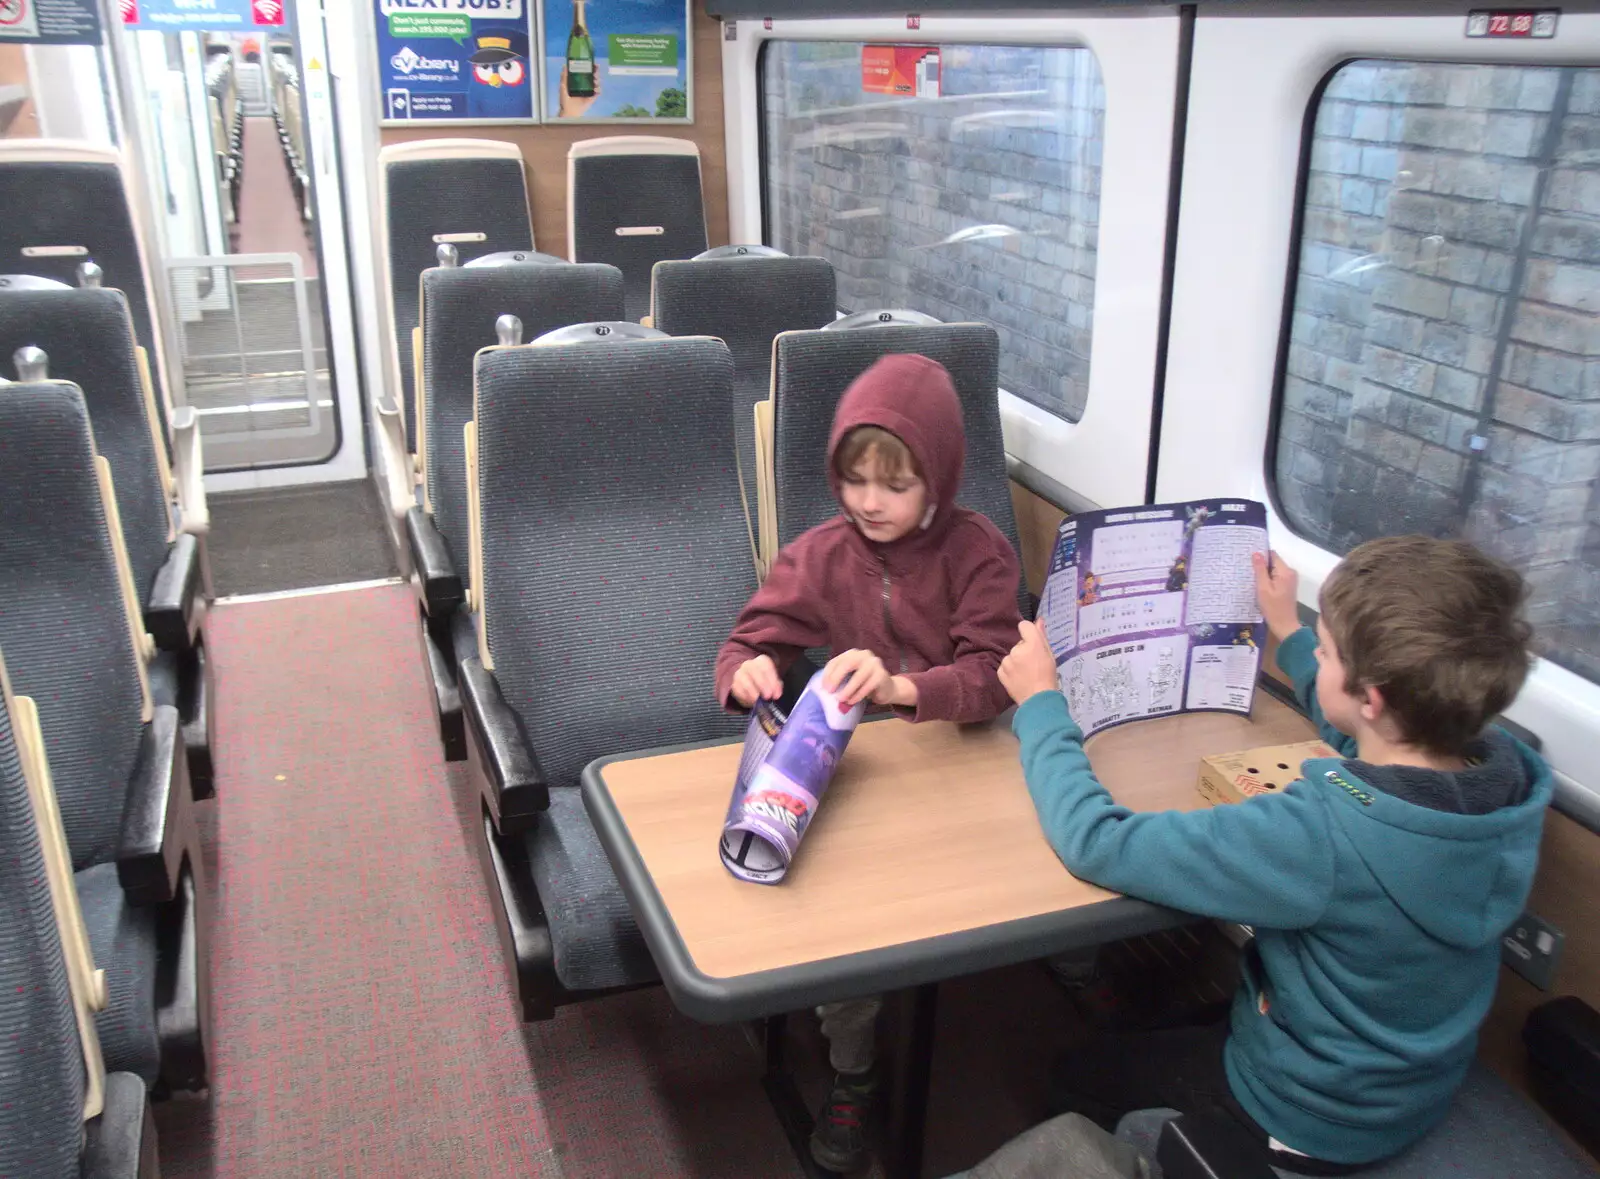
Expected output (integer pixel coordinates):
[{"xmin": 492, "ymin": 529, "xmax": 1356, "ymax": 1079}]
[{"xmin": 810, "ymin": 1070, "xmax": 877, "ymax": 1173}]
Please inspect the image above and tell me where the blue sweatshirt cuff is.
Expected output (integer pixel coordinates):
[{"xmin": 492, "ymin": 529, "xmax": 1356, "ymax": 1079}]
[
  {"xmin": 1012, "ymin": 689, "xmax": 1077, "ymax": 741},
  {"xmin": 1276, "ymin": 625, "xmax": 1317, "ymax": 679}
]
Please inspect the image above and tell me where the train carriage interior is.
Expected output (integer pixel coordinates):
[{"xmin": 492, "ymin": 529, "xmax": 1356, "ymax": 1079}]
[{"xmin": 2, "ymin": 1, "xmax": 1600, "ymax": 1176}]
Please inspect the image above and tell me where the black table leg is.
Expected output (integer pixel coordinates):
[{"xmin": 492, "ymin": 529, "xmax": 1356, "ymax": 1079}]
[
  {"xmin": 884, "ymin": 983, "xmax": 939, "ymax": 1179},
  {"xmin": 761, "ymin": 1012, "xmax": 843, "ymax": 1179}
]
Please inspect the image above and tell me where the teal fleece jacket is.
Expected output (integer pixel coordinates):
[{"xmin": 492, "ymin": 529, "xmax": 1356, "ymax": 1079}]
[{"xmin": 1012, "ymin": 627, "xmax": 1553, "ymax": 1165}]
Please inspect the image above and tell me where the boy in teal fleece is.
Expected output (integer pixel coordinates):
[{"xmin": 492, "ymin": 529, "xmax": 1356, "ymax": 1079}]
[{"xmin": 997, "ymin": 535, "xmax": 1552, "ymax": 1172}]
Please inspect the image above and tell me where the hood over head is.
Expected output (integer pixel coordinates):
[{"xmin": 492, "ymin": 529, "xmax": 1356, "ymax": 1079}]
[{"xmin": 825, "ymin": 353, "xmax": 966, "ymax": 541}]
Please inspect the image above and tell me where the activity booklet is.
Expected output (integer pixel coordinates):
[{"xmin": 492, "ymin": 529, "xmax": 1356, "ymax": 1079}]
[
  {"xmin": 1039, "ymin": 498, "xmax": 1270, "ymax": 738},
  {"xmin": 719, "ymin": 671, "xmax": 864, "ymax": 885}
]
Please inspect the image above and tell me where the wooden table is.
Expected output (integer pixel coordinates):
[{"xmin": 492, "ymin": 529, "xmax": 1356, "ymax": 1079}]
[{"xmin": 582, "ymin": 691, "xmax": 1317, "ymax": 1178}]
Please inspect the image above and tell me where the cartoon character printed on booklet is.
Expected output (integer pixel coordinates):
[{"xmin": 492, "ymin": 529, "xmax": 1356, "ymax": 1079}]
[
  {"xmin": 466, "ymin": 27, "xmax": 529, "ymax": 119},
  {"xmin": 1147, "ymin": 644, "xmax": 1180, "ymax": 705},
  {"xmin": 1166, "ymin": 556, "xmax": 1188, "ymax": 593},
  {"xmin": 1079, "ymin": 571, "xmax": 1101, "ymax": 606}
]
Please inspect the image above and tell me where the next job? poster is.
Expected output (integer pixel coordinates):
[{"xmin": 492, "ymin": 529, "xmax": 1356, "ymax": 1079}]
[{"xmin": 377, "ymin": 0, "xmax": 535, "ymax": 123}]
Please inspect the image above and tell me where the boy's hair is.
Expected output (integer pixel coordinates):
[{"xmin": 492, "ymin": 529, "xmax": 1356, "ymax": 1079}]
[
  {"xmin": 1319, "ymin": 535, "xmax": 1532, "ymax": 754},
  {"xmin": 833, "ymin": 426, "xmax": 920, "ymax": 482}
]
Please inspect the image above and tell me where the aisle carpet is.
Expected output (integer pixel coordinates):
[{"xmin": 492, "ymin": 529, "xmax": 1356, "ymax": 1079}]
[{"xmin": 152, "ymin": 583, "xmax": 803, "ymax": 1177}]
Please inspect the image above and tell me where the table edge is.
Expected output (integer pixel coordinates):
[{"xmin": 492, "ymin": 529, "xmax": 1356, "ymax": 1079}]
[{"xmin": 582, "ymin": 750, "xmax": 1192, "ymax": 1023}]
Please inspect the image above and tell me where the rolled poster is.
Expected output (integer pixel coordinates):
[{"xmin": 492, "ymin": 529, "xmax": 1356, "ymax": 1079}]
[{"xmin": 719, "ymin": 671, "xmax": 864, "ymax": 884}]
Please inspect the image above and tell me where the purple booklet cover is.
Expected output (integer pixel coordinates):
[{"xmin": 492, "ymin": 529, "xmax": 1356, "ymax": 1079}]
[{"xmin": 719, "ymin": 671, "xmax": 865, "ymax": 885}]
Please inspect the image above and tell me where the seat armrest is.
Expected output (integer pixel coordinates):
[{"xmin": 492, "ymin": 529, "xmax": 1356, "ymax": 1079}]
[
  {"xmin": 170, "ymin": 405, "xmax": 210, "ymax": 536},
  {"xmin": 376, "ymin": 395, "xmax": 415, "ymax": 519},
  {"xmin": 1155, "ymin": 1113, "xmax": 1280, "ymax": 1179},
  {"xmin": 145, "ymin": 533, "xmax": 202, "ymax": 653},
  {"xmin": 460, "ymin": 656, "xmax": 549, "ymax": 832},
  {"xmin": 405, "ymin": 506, "xmax": 464, "ymax": 617},
  {"xmin": 117, "ymin": 705, "xmax": 188, "ymax": 906},
  {"xmin": 82, "ymin": 1071, "xmax": 159, "ymax": 1179}
]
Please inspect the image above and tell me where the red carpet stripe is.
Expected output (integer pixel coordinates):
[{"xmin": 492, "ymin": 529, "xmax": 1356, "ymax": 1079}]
[{"xmin": 152, "ymin": 584, "xmax": 802, "ymax": 1177}]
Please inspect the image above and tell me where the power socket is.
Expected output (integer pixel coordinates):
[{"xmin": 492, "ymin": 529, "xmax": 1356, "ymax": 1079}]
[{"xmin": 1502, "ymin": 911, "xmax": 1564, "ymax": 991}]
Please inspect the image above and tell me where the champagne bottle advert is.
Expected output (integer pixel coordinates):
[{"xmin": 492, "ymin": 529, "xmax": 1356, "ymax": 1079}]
[{"xmin": 540, "ymin": 0, "xmax": 691, "ymax": 121}]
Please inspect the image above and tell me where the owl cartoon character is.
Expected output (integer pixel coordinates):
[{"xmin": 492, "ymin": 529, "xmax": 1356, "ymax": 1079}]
[{"xmin": 467, "ymin": 27, "xmax": 530, "ymax": 120}]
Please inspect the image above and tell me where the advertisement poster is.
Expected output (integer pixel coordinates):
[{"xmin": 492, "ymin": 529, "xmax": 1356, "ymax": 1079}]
[
  {"xmin": 539, "ymin": 0, "xmax": 690, "ymax": 123},
  {"xmin": 376, "ymin": 0, "xmax": 534, "ymax": 124},
  {"xmin": 1040, "ymin": 499, "xmax": 1269, "ymax": 738},
  {"xmin": 861, "ymin": 44, "xmax": 941, "ymax": 98},
  {"xmin": 0, "ymin": 0, "xmax": 101, "ymax": 44},
  {"xmin": 117, "ymin": 0, "xmax": 284, "ymax": 31}
]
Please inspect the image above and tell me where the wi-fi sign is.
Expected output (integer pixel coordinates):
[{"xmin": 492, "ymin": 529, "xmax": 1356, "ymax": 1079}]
[
  {"xmin": 116, "ymin": 0, "xmax": 139, "ymax": 24},
  {"xmin": 251, "ymin": 0, "xmax": 285, "ymax": 25}
]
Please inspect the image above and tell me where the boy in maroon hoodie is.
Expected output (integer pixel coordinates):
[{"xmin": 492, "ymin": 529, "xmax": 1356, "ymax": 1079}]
[{"xmin": 715, "ymin": 352, "xmax": 1023, "ymax": 1171}]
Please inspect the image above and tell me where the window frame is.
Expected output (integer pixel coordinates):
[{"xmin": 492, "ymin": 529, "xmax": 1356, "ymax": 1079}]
[
  {"xmin": 732, "ymin": 12, "xmax": 1185, "ymax": 512},
  {"xmin": 1156, "ymin": 8, "xmax": 1600, "ymax": 821}
]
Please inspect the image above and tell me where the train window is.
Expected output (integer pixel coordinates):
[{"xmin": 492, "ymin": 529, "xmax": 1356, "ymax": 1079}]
[
  {"xmin": 1274, "ymin": 61, "xmax": 1600, "ymax": 682},
  {"xmin": 761, "ymin": 42, "xmax": 1105, "ymax": 423}
]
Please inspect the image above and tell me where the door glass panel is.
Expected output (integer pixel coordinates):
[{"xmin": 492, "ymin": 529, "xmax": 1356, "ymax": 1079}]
[{"xmin": 131, "ymin": 26, "xmax": 338, "ymax": 469}]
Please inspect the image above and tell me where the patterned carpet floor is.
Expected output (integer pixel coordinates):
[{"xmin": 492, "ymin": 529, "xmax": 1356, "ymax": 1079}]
[{"xmin": 151, "ymin": 582, "xmax": 1074, "ymax": 1177}]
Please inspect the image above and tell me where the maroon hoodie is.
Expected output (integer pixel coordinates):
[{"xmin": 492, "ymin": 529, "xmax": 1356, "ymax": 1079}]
[{"xmin": 714, "ymin": 353, "xmax": 1022, "ymax": 723}]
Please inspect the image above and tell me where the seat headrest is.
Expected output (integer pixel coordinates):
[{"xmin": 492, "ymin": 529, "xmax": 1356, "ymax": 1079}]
[
  {"xmin": 532, "ymin": 321, "xmax": 668, "ymax": 346},
  {"xmin": 824, "ymin": 308, "xmax": 943, "ymax": 331},
  {"xmin": 693, "ymin": 244, "xmax": 788, "ymax": 260},
  {"xmin": 0, "ymin": 275, "xmax": 73, "ymax": 292},
  {"xmin": 465, "ymin": 250, "xmax": 569, "ymax": 269}
]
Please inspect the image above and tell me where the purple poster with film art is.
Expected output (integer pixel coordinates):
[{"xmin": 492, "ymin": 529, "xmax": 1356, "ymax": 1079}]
[
  {"xmin": 719, "ymin": 672, "xmax": 863, "ymax": 885},
  {"xmin": 1039, "ymin": 499, "xmax": 1269, "ymax": 738}
]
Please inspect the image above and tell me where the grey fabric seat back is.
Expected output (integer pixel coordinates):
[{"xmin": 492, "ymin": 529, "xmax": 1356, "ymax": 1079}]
[
  {"xmin": 652, "ymin": 256, "xmax": 837, "ymax": 514},
  {"xmin": 477, "ymin": 337, "xmax": 752, "ymax": 786},
  {"xmin": 1116, "ymin": 1064, "xmax": 1598, "ymax": 1178},
  {"xmin": 386, "ymin": 156, "xmax": 534, "ymax": 452},
  {"xmin": 772, "ymin": 324, "xmax": 1025, "ymax": 611},
  {"xmin": 0, "ymin": 691, "xmax": 85, "ymax": 1179},
  {"xmin": 0, "ymin": 159, "xmax": 167, "ymax": 440},
  {"xmin": 0, "ymin": 289, "xmax": 170, "ymax": 598},
  {"xmin": 422, "ymin": 263, "xmax": 625, "ymax": 580},
  {"xmin": 0, "ymin": 383, "xmax": 147, "ymax": 870},
  {"xmin": 570, "ymin": 150, "xmax": 707, "ymax": 321}
]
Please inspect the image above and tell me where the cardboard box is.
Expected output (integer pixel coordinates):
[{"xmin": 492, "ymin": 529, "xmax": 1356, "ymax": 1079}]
[{"xmin": 1198, "ymin": 739, "xmax": 1340, "ymax": 806}]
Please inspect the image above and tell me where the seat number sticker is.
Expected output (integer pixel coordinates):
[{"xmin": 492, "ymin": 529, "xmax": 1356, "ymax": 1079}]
[{"xmin": 1465, "ymin": 10, "xmax": 1559, "ymax": 37}]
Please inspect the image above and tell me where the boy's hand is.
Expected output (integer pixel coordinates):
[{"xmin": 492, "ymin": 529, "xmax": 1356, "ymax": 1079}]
[
  {"xmin": 1253, "ymin": 550, "xmax": 1301, "ymax": 642},
  {"xmin": 822, "ymin": 649, "xmax": 892, "ymax": 709},
  {"xmin": 999, "ymin": 619, "xmax": 1060, "ymax": 705},
  {"xmin": 730, "ymin": 655, "xmax": 782, "ymax": 708}
]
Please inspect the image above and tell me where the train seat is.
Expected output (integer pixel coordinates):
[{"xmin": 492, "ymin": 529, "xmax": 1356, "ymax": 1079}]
[
  {"xmin": 1125, "ymin": 1063, "xmax": 1597, "ymax": 1178},
  {"xmin": 649, "ymin": 250, "xmax": 837, "ymax": 561},
  {"xmin": 0, "ymin": 376, "xmax": 211, "ymax": 1093},
  {"xmin": 0, "ymin": 294, "xmax": 214, "ymax": 797},
  {"xmin": 0, "ymin": 653, "xmax": 159, "ymax": 1179},
  {"xmin": 402, "ymin": 259, "xmax": 625, "ymax": 760},
  {"xmin": 761, "ymin": 317, "xmax": 1028, "ymax": 616},
  {"xmin": 461, "ymin": 330, "xmax": 751, "ymax": 1018},
  {"xmin": 376, "ymin": 138, "xmax": 534, "ymax": 475},
  {"xmin": 568, "ymin": 136, "xmax": 707, "ymax": 322},
  {"xmin": 0, "ymin": 141, "xmax": 175, "ymax": 449}
]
